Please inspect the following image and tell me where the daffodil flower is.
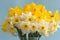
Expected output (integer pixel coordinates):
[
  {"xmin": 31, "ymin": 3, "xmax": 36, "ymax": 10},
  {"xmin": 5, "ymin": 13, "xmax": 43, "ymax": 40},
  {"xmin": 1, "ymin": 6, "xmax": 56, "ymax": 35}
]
[
  {"xmin": 8, "ymin": 8, "xmax": 15, "ymax": 17},
  {"xmin": 54, "ymin": 10, "xmax": 59, "ymax": 21},
  {"xmin": 2, "ymin": 3, "xmax": 60, "ymax": 37},
  {"xmin": 14, "ymin": 7, "xmax": 22, "ymax": 16},
  {"xmin": 30, "ymin": 23, "xmax": 38, "ymax": 33}
]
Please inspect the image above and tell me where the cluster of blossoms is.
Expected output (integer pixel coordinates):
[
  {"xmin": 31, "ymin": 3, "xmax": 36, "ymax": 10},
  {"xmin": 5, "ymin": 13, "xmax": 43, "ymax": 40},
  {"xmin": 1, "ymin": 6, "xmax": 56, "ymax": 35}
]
[{"xmin": 2, "ymin": 3, "xmax": 60, "ymax": 36}]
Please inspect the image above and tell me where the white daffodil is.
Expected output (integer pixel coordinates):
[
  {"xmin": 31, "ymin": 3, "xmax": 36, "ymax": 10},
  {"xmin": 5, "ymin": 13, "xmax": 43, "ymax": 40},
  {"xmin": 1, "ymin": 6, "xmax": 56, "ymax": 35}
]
[
  {"xmin": 39, "ymin": 20, "xmax": 46, "ymax": 25},
  {"xmin": 38, "ymin": 24, "xmax": 48, "ymax": 36},
  {"xmin": 25, "ymin": 16, "xmax": 35, "ymax": 22},
  {"xmin": 30, "ymin": 22, "xmax": 38, "ymax": 33},
  {"xmin": 27, "ymin": 12, "xmax": 32, "ymax": 16},
  {"xmin": 12, "ymin": 17, "xmax": 21, "ymax": 26},
  {"xmin": 20, "ymin": 12, "xmax": 32, "ymax": 21},
  {"xmin": 49, "ymin": 21, "xmax": 58, "ymax": 33},
  {"xmin": 20, "ymin": 13, "xmax": 28, "ymax": 21},
  {"xmin": 5, "ymin": 23, "xmax": 16, "ymax": 36},
  {"xmin": 37, "ymin": 21, "xmax": 51, "ymax": 36},
  {"xmin": 45, "ymin": 22, "xmax": 50, "ymax": 28},
  {"xmin": 20, "ymin": 21, "xmax": 30, "ymax": 35}
]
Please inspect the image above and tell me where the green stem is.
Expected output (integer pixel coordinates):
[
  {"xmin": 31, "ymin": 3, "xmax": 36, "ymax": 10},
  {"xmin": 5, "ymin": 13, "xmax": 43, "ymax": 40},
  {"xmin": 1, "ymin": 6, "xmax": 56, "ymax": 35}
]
[
  {"xmin": 28, "ymin": 31, "xmax": 41, "ymax": 40},
  {"xmin": 14, "ymin": 26, "xmax": 27, "ymax": 40},
  {"xmin": 14, "ymin": 25, "xmax": 41, "ymax": 40}
]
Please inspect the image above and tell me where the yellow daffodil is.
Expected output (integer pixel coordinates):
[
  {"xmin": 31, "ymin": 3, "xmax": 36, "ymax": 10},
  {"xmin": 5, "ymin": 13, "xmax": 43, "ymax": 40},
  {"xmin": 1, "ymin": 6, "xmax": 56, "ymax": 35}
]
[
  {"xmin": 34, "ymin": 15, "xmax": 41, "ymax": 21},
  {"xmin": 2, "ymin": 21, "xmax": 7, "ymax": 32},
  {"xmin": 8, "ymin": 8, "xmax": 15, "ymax": 17},
  {"xmin": 31, "ymin": 4, "xmax": 46, "ymax": 16},
  {"xmin": 30, "ymin": 2, "xmax": 36, "ymax": 12},
  {"xmin": 37, "ymin": 4, "xmax": 46, "ymax": 13},
  {"xmin": 54, "ymin": 10, "xmax": 59, "ymax": 21},
  {"xmin": 24, "ymin": 2, "xmax": 36, "ymax": 13},
  {"xmin": 31, "ymin": 4, "xmax": 37, "ymax": 15},
  {"xmin": 31, "ymin": 4, "xmax": 47, "ymax": 21},
  {"xmin": 2, "ymin": 20, "xmax": 16, "ymax": 35},
  {"xmin": 34, "ymin": 15, "xmax": 47, "ymax": 21},
  {"xmin": 44, "ymin": 11, "xmax": 54, "ymax": 22},
  {"xmin": 2, "ymin": 19, "xmax": 11, "ymax": 32},
  {"xmin": 14, "ymin": 7, "xmax": 22, "ymax": 16},
  {"xmin": 2, "ymin": 25, "xmax": 7, "ymax": 32},
  {"xmin": 47, "ymin": 11, "xmax": 53, "ymax": 16},
  {"xmin": 30, "ymin": 2, "xmax": 36, "ymax": 7},
  {"xmin": 2, "ymin": 19, "xmax": 11, "ymax": 26},
  {"xmin": 24, "ymin": 4, "xmax": 31, "ymax": 13}
]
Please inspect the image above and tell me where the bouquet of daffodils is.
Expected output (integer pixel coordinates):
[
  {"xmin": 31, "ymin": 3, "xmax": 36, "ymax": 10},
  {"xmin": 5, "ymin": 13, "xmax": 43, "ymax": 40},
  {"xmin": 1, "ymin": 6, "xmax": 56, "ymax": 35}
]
[{"xmin": 2, "ymin": 3, "xmax": 60, "ymax": 40}]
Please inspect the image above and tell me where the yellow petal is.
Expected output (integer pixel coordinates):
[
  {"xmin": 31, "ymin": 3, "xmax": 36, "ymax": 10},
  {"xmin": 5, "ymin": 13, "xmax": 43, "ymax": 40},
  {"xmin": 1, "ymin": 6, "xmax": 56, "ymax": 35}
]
[
  {"xmin": 8, "ymin": 8, "xmax": 15, "ymax": 17},
  {"xmin": 14, "ymin": 6, "xmax": 22, "ymax": 16},
  {"xmin": 2, "ymin": 26, "xmax": 7, "ymax": 32},
  {"xmin": 24, "ymin": 4, "xmax": 31, "ymax": 13},
  {"xmin": 54, "ymin": 10, "xmax": 59, "ymax": 21}
]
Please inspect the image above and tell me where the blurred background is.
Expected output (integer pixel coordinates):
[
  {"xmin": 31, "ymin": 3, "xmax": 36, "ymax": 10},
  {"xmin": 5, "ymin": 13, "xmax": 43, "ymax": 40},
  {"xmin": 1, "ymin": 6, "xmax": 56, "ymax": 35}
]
[{"xmin": 0, "ymin": 0, "xmax": 60, "ymax": 40}]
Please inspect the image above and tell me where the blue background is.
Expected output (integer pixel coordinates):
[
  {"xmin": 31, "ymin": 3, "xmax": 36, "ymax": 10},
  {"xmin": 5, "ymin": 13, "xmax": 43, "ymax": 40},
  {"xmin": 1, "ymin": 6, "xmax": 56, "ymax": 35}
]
[{"xmin": 0, "ymin": 0, "xmax": 60, "ymax": 40}]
